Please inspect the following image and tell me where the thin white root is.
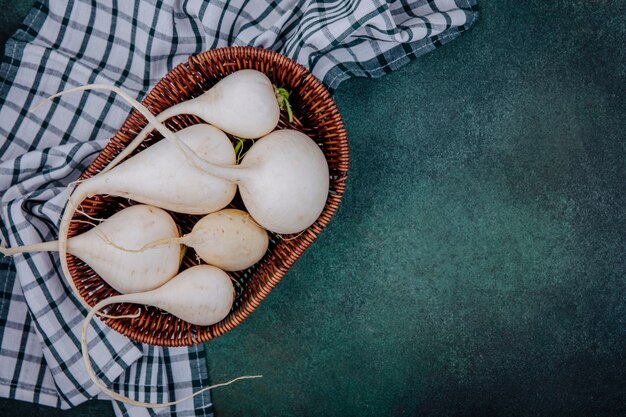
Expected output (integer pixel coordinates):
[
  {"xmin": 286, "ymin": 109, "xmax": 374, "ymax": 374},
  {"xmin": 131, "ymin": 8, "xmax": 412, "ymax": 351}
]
[
  {"xmin": 71, "ymin": 219, "xmax": 99, "ymax": 228},
  {"xmin": 0, "ymin": 240, "xmax": 60, "ymax": 256},
  {"xmin": 71, "ymin": 220, "xmax": 135, "ymax": 252},
  {"xmin": 83, "ymin": 298, "xmax": 261, "ymax": 407},
  {"xmin": 71, "ymin": 219, "xmax": 172, "ymax": 254},
  {"xmin": 74, "ymin": 207, "xmax": 107, "ymax": 222},
  {"xmin": 99, "ymin": 232, "xmax": 179, "ymax": 253},
  {"xmin": 72, "ymin": 219, "xmax": 129, "ymax": 252},
  {"xmin": 67, "ymin": 178, "xmax": 87, "ymax": 196},
  {"xmin": 228, "ymin": 276, "xmax": 242, "ymax": 296},
  {"xmin": 92, "ymin": 228, "xmax": 143, "ymax": 253},
  {"xmin": 96, "ymin": 308, "xmax": 141, "ymax": 320},
  {"xmin": 277, "ymin": 229, "xmax": 307, "ymax": 242},
  {"xmin": 137, "ymin": 236, "xmax": 182, "ymax": 252}
]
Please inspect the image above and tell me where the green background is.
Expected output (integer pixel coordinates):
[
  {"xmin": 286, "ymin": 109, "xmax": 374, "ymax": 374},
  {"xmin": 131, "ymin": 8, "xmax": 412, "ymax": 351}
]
[{"xmin": 1, "ymin": 1, "xmax": 625, "ymax": 416}]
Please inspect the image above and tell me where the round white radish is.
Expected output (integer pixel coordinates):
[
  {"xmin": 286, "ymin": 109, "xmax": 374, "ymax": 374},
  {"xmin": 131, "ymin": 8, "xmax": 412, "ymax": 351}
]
[
  {"xmin": 237, "ymin": 130, "xmax": 329, "ymax": 234},
  {"xmin": 186, "ymin": 209, "xmax": 268, "ymax": 270},
  {"xmin": 1, "ymin": 205, "xmax": 182, "ymax": 295},
  {"xmin": 146, "ymin": 209, "xmax": 269, "ymax": 271}
]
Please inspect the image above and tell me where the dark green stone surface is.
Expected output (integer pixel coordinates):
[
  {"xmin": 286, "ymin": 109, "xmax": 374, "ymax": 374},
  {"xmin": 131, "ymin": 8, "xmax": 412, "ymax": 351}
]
[
  {"xmin": 1, "ymin": 1, "xmax": 625, "ymax": 416},
  {"xmin": 0, "ymin": 0, "xmax": 35, "ymax": 44}
]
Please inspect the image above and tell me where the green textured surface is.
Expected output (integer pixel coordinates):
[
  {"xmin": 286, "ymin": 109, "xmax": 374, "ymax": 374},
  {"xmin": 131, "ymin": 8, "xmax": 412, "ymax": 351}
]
[
  {"xmin": 0, "ymin": 0, "xmax": 35, "ymax": 45},
  {"xmin": 1, "ymin": 1, "xmax": 625, "ymax": 416},
  {"xmin": 204, "ymin": 1, "xmax": 626, "ymax": 416}
]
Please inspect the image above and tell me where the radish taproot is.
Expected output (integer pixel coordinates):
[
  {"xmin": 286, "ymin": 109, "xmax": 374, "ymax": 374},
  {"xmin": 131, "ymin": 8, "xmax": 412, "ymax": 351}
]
[
  {"xmin": 235, "ymin": 129, "xmax": 329, "ymax": 234},
  {"xmin": 1, "ymin": 205, "xmax": 182, "ymax": 295},
  {"xmin": 144, "ymin": 209, "xmax": 269, "ymax": 271},
  {"xmin": 36, "ymin": 86, "xmax": 329, "ymax": 234},
  {"xmin": 81, "ymin": 265, "xmax": 262, "ymax": 407}
]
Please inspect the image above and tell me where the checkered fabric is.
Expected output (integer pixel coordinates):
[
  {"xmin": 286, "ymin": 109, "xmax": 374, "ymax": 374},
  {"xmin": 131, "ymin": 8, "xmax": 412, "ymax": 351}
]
[{"xmin": 0, "ymin": 0, "xmax": 477, "ymax": 416}]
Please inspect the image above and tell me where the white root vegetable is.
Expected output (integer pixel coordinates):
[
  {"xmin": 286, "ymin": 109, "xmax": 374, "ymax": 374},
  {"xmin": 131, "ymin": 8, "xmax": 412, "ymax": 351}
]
[
  {"xmin": 158, "ymin": 126, "xmax": 329, "ymax": 234},
  {"xmin": 165, "ymin": 127, "xmax": 329, "ymax": 234},
  {"xmin": 0, "ymin": 205, "xmax": 181, "ymax": 294},
  {"xmin": 64, "ymin": 124, "xmax": 237, "ymax": 215},
  {"xmin": 145, "ymin": 209, "xmax": 269, "ymax": 271},
  {"xmin": 82, "ymin": 265, "xmax": 260, "ymax": 407},
  {"xmin": 49, "ymin": 70, "xmax": 280, "ymax": 174},
  {"xmin": 86, "ymin": 265, "xmax": 235, "ymax": 326},
  {"xmin": 35, "ymin": 86, "xmax": 329, "ymax": 234},
  {"xmin": 236, "ymin": 129, "xmax": 330, "ymax": 234}
]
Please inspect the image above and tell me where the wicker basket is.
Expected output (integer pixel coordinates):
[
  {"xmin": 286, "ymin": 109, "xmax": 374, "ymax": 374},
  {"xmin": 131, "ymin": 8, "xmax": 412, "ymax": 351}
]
[{"xmin": 66, "ymin": 46, "xmax": 349, "ymax": 346}]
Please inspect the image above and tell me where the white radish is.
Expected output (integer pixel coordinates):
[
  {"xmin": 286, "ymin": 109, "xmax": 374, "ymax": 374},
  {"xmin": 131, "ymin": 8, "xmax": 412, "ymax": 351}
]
[
  {"xmin": 236, "ymin": 129, "xmax": 330, "ymax": 234},
  {"xmin": 154, "ymin": 126, "xmax": 329, "ymax": 234},
  {"xmin": 36, "ymin": 86, "xmax": 329, "ymax": 234},
  {"xmin": 82, "ymin": 265, "xmax": 260, "ymax": 407},
  {"xmin": 87, "ymin": 264, "xmax": 235, "ymax": 327},
  {"xmin": 0, "ymin": 205, "xmax": 181, "ymax": 295},
  {"xmin": 64, "ymin": 124, "xmax": 237, "ymax": 215},
  {"xmin": 48, "ymin": 70, "xmax": 280, "ymax": 174},
  {"xmin": 161, "ymin": 127, "xmax": 330, "ymax": 234},
  {"xmin": 145, "ymin": 209, "xmax": 268, "ymax": 271}
]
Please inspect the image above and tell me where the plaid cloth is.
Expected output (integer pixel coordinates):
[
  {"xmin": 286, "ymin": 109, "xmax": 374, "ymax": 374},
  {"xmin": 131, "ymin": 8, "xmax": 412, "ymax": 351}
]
[{"xmin": 0, "ymin": 0, "xmax": 477, "ymax": 415}]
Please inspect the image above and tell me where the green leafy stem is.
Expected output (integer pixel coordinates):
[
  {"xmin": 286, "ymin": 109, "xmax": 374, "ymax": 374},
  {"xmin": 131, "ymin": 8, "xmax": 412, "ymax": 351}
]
[{"xmin": 275, "ymin": 87, "xmax": 294, "ymax": 123}]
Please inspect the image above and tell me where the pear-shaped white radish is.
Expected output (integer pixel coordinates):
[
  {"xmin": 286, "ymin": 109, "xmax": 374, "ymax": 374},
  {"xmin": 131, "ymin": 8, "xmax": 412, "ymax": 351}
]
[
  {"xmin": 69, "ymin": 205, "xmax": 182, "ymax": 294},
  {"xmin": 152, "ymin": 209, "xmax": 268, "ymax": 271},
  {"xmin": 72, "ymin": 124, "xmax": 236, "ymax": 215},
  {"xmin": 87, "ymin": 264, "xmax": 234, "ymax": 326},
  {"xmin": 40, "ymin": 70, "xmax": 280, "ymax": 174},
  {"xmin": 149, "ymin": 69, "xmax": 280, "ymax": 138},
  {"xmin": 82, "ymin": 264, "xmax": 242, "ymax": 407},
  {"xmin": 1, "ymin": 205, "xmax": 181, "ymax": 295}
]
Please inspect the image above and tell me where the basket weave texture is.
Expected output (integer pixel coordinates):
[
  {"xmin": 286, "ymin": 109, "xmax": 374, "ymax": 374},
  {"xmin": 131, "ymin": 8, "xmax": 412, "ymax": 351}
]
[{"xmin": 67, "ymin": 47, "xmax": 349, "ymax": 346}]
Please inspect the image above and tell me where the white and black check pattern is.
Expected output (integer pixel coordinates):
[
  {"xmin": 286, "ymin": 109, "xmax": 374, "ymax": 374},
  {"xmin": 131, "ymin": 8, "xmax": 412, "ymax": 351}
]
[{"xmin": 0, "ymin": 0, "xmax": 477, "ymax": 416}]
